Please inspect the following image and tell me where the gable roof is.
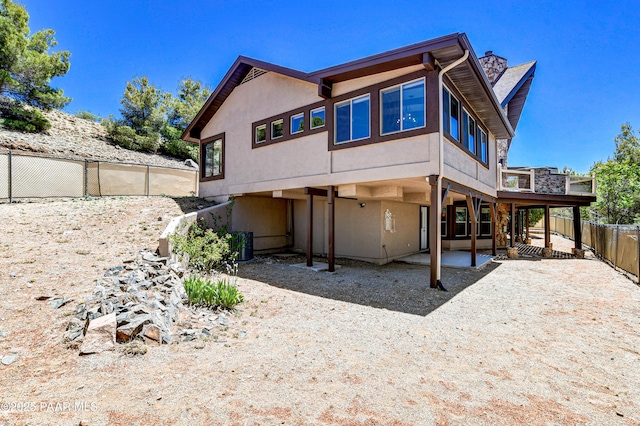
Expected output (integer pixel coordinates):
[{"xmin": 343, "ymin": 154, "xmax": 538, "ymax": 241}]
[
  {"xmin": 183, "ymin": 33, "xmax": 515, "ymax": 142},
  {"xmin": 492, "ymin": 61, "xmax": 536, "ymax": 131}
]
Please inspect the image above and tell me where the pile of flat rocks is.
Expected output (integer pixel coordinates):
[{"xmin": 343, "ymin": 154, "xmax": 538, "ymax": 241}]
[{"xmin": 66, "ymin": 249, "xmax": 226, "ymax": 353}]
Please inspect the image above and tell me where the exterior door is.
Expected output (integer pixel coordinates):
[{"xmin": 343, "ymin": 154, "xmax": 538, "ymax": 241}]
[{"xmin": 420, "ymin": 206, "xmax": 429, "ymax": 250}]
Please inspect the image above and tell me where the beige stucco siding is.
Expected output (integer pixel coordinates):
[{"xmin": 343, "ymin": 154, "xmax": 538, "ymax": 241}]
[
  {"xmin": 331, "ymin": 134, "xmax": 433, "ymax": 173},
  {"xmin": 331, "ymin": 65, "xmax": 425, "ymax": 97},
  {"xmin": 443, "ymin": 134, "xmax": 498, "ymax": 197},
  {"xmin": 231, "ymin": 197, "xmax": 288, "ymax": 252},
  {"xmin": 291, "ymin": 198, "xmax": 420, "ymax": 264},
  {"xmin": 293, "ymin": 199, "xmax": 326, "ymax": 255},
  {"xmin": 380, "ymin": 201, "xmax": 420, "ymax": 260},
  {"xmin": 202, "ymin": 73, "xmax": 320, "ymax": 137}
]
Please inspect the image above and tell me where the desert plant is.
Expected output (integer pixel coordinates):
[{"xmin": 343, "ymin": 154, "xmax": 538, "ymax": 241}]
[
  {"xmin": 183, "ymin": 274, "xmax": 244, "ymax": 310},
  {"xmin": 169, "ymin": 218, "xmax": 236, "ymax": 271}
]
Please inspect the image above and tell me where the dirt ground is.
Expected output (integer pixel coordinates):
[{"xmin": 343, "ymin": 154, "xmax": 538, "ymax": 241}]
[{"xmin": 1, "ymin": 197, "xmax": 639, "ymax": 425}]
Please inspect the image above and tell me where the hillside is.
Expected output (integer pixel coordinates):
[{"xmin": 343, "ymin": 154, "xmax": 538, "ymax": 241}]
[{"xmin": 0, "ymin": 109, "xmax": 196, "ymax": 170}]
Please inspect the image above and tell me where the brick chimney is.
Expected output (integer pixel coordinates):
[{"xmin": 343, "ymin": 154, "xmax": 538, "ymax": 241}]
[{"xmin": 478, "ymin": 50, "xmax": 507, "ymax": 85}]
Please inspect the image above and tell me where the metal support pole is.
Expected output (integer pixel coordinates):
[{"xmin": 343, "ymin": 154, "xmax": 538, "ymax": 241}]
[
  {"xmin": 146, "ymin": 165, "xmax": 150, "ymax": 197},
  {"xmin": 84, "ymin": 159, "xmax": 89, "ymax": 197},
  {"xmin": 8, "ymin": 149, "xmax": 12, "ymax": 203}
]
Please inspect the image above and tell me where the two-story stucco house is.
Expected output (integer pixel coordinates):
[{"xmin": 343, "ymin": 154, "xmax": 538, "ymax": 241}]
[{"xmin": 181, "ymin": 32, "xmax": 595, "ymax": 288}]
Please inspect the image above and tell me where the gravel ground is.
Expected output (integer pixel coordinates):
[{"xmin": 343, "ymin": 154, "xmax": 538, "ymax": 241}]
[{"xmin": 1, "ymin": 197, "xmax": 639, "ymax": 425}]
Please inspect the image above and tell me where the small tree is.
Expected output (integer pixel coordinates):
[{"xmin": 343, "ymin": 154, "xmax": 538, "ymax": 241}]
[
  {"xmin": 591, "ymin": 123, "xmax": 640, "ymax": 224},
  {"xmin": 0, "ymin": 0, "xmax": 71, "ymax": 131},
  {"xmin": 119, "ymin": 76, "xmax": 167, "ymax": 135},
  {"xmin": 105, "ymin": 76, "xmax": 209, "ymax": 160}
]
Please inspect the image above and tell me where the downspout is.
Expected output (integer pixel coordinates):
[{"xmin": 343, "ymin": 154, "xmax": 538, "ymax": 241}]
[{"xmin": 433, "ymin": 50, "xmax": 469, "ymax": 284}]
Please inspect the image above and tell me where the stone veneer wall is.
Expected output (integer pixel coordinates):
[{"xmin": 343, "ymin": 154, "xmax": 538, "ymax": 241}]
[
  {"xmin": 534, "ymin": 169, "xmax": 567, "ymax": 194},
  {"xmin": 478, "ymin": 51, "xmax": 508, "ymax": 85},
  {"xmin": 497, "ymin": 139, "xmax": 509, "ymax": 167}
]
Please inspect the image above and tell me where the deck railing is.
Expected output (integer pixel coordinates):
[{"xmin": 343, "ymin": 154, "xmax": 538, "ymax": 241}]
[
  {"xmin": 566, "ymin": 175, "xmax": 596, "ymax": 196},
  {"xmin": 499, "ymin": 168, "xmax": 534, "ymax": 192}
]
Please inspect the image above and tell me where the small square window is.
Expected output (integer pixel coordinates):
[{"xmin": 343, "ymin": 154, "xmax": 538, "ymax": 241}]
[
  {"xmin": 291, "ymin": 113, "xmax": 304, "ymax": 134},
  {"xmin": 271, "ymin": 119, "xmax": 283, "ymax": 139},
  {"xmin": 310, "ymin": 107, "xmax": 325, "ymax": 129},
  {"xmin": 255, "ymin": 124, "xmax": 266, "ymax": 143}
]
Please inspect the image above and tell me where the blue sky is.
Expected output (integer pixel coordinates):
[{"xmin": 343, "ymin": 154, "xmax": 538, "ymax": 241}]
[{"xmin": 20, "ymin": 0, "xmax": 640, "ymax": 173}]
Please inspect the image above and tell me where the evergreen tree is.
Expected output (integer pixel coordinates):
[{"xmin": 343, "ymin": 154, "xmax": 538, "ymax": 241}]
[
  {"xmin": 591, "ymin": 123, "xmax": 640, "ymax": 224},
  {"xmin": 0, "ymin": 0, "xmax": 70, "ymax": 109}
]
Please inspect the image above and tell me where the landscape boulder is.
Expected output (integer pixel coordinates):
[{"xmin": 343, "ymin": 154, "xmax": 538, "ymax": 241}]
[{"xmin": 80, "ymin": 312, "xmax": 116, "ymax": 355}]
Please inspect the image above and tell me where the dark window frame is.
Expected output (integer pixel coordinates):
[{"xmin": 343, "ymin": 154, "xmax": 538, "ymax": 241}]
[
  {"xmin": 334, "ymin": 93, "xmax": 371, "ymax": 144},
  {"xmin": 380, "ymin": 77, "xmax": 426, "ymax": 136},
  {"xmin": 250, "ymin": 70, "xmax": 433, "ymax": 152},
  {"xmin": 251, "ymin": 100, "xmax": 327, "ymax": 149},
  {"xmin": 328, "ymin": 69, "xmax": 431, "ymax": 151},
  {"xmin": 200, "ymin": 132, "xmax": 225, "ymax": 182},
  {"xmin": 442, "ymin": 80, "xmax": 490, "ymax": 169},
  {"xmin": 442, "ymin": 202, "xmax": 494, "ymax": 240}
]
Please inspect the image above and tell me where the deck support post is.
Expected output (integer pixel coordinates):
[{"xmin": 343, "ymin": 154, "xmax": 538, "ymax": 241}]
[
  {"xmin": 510, "ymin": 203, "xmax": 516, "ymax": 248},
  {"xmin": 327, "ymin": 185, "xmax": 335, "ymax": 272},
  {"xmin": 466, "ymin": 193, "xmax": 479, "ymax": 267},
  {"xmin": 544, "ymin": 204, "xmax": 551, "ymax": 248},
  {"xmin": 428, "ymin": 175, "xmax": 441, "ymax": 289},
  {"xmin": 573, "ymin": 206, "xmax": 582, "ymax": 250},
  {"xmin": 490, "ymin": 202, "xmax": 497, "ymax": 256},
  {"xmin": 306, "ymin": 191, "xmax": 313, "ymax": 267}
]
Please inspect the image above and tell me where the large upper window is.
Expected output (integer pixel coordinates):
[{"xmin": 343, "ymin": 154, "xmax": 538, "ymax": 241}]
[
  {"xmin": 381, "ymin": 78, "xmax": 425, "ymax": 135},
  {"xmin": 335, "ymin": 94, "xmax": 370, "ymax": 144},
  {"xmin": 479, "ymin": 129, "xmax": 488, "ymax": 163},
  {"xmin": 203, "ymin": 136, "xmax": 223, "ymax": 179},
  {"xmin": 442, "ymin": 87, "xmax": 460, "ymax": 141},
  {"xmin": 463, "ymin": 109, "xmax": 476, "ymax": 155}
]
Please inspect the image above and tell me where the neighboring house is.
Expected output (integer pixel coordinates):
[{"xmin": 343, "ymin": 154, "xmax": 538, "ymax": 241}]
[{"xmin": 182, "ymin": 32, "xmax": 594, "ymax": 288}]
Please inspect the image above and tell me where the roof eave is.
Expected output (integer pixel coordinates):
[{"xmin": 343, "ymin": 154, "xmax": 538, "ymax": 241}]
[
  {"xmin": 500, "ymin": 62, "xmax": 537, "ymax": 107},
  {"xmin": 181, "ymin": 56, "xmax": 313, "ymax": 142}
]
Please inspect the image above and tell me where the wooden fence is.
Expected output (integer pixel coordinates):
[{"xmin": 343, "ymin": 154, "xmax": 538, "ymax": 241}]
[{"xmin": 550, "ymin": 216, "xmax": 640, "ymax": 283}]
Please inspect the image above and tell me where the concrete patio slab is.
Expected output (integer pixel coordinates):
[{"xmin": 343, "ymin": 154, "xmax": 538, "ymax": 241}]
[
  {"xmin": 396, "ymin": 251, "xmax": 494, "ymax": 269},
  {"xmin": 291, "ymin": 262, "xmax": 342, "ymax": 272}
]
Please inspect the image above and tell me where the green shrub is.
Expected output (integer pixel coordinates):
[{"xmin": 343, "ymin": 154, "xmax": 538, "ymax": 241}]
[
  {"xmin": 0, "ymin": 104, "xmax": 51, "ymax": 132},
  {"xmin": 75, "ymin": 110, "xmax": 98, "ymax": 121},
  {"xmin": 103, "ymin": 119, "xmax": 161, "ymax": 153},
  {"xmin": 1, "ymin": 118, "xmax": 36, "ymax": 132},
  {"xmin": 170, "ymin": 218, "xmax": 236, "ymax": 272},
  {"xmin": 161, "ymin": 138, "xmax": 199, "ymax": 162},
  {"xmin": 183, "ymin": 275, "xmax": 244, "ymax": 310}
]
